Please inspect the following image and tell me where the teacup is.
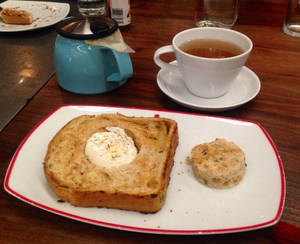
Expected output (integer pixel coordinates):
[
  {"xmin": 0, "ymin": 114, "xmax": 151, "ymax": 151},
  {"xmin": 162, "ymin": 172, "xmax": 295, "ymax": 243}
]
[{"xmin": 154, "ymin": 27, "xmax": 252, "ymax": 98}]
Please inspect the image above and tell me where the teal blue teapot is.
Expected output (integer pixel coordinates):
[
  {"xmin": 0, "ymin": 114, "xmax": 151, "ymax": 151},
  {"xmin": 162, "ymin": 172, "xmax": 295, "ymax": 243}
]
[{"xmin": 54, "ymin": 17, "xmax": 133, "ymax": 94}]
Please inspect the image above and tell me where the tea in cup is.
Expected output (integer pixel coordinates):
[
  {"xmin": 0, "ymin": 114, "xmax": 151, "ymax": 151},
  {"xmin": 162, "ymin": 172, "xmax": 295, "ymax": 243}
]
[{"xmin": 154, "ymin": 27, "xmax": 253, "ymax": 98}]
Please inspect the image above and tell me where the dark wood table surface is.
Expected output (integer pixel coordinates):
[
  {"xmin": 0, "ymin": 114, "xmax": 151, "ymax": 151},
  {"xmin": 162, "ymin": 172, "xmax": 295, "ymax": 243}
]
[{"xmin": 1, "ymin": 0, "xmax": 300, "ymax": 243}]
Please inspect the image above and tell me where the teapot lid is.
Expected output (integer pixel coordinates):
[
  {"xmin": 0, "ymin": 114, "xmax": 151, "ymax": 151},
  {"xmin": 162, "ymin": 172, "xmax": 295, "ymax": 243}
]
[{"xmin": 55, "ymin": 16, "xmax": 118, "ymax": 40}]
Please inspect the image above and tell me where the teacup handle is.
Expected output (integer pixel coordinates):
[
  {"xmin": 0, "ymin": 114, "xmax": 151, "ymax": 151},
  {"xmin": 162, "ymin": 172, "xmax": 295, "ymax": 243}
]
[
  {"xmin": 106, "ymin": 49, "xmax": 133, "ymax": 82},
  {"xmin": 154, "ymin": 45, "xmax": 180, "ymax": 74}
]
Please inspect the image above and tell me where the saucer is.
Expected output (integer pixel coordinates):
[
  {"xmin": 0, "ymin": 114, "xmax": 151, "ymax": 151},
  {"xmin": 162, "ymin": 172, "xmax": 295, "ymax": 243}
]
[{"xmin": 157, "ymin": 61, "xmax": 261, "ymax": 112}]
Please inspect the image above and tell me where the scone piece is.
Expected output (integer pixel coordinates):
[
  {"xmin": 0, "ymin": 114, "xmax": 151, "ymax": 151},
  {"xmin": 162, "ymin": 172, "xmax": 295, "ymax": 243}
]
[
  {"xmin": 1, "ymin": 8, "xmax": 33, "ymax": 25},
  {"xmin": 44, "ymin": 113, "xmax": 178, "ymax": 213},
  {"xmin": 188, "ymin": 138, "xmax": 245, "ymax": 188}
]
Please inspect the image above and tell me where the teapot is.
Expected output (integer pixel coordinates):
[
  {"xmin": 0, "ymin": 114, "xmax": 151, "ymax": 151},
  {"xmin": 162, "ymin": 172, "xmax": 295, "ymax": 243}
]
[{"xmin": 54, "ymin": 16, "xmax": 133, "ymax": 94}]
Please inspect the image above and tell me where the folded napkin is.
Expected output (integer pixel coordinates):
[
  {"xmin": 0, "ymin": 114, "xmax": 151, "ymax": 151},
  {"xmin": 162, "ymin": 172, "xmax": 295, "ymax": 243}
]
[
  {"xmin": 85, "ymin": 29, "xmax": 135, "ymax": 53},
  {"xmin": 271, "ymin": 221, "xmax": 300, "ymax": 243}
]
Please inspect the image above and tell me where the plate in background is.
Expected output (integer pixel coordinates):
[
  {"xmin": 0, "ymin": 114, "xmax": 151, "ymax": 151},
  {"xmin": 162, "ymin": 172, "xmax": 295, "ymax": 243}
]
[{"xmin": 0, "ymin": 1, "xmax": 70, "ymax": 32}]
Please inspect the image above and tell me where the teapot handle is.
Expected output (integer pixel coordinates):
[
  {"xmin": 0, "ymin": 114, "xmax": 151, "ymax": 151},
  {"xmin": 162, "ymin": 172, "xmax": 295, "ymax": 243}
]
[{"xmin": 106, "ymin": 49, "xmax": 133, "ymax": 82}]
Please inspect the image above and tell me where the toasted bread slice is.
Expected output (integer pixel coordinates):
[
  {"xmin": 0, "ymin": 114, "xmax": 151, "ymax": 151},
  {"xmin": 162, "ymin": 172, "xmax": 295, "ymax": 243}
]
[
  {"xmin": 1, "ymin": 8, "xmax": 33, "ymax": 25},
  {"xmin": 44, "ymin": 113, "xmax": 178, "ymax": 213}
]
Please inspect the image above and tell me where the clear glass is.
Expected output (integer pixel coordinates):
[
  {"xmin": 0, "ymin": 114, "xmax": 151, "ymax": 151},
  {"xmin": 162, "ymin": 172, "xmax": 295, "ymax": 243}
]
[
  {"xmin": 78, "ymin": 0, "xmax": 108, "ymax": 16},
  {"xmin": 283, "ymin": 0, "xmax": 300, "ymax": 37},
  {"xmin": 195, "ymin": 0, "xmax": 239, "ymax": 28}
]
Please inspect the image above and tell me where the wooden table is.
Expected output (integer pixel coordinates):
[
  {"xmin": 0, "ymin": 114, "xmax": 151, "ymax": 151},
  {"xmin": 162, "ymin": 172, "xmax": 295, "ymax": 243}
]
[{"xmin": 1, "ymin": 0, "xmax": 299, "ymax": 243}]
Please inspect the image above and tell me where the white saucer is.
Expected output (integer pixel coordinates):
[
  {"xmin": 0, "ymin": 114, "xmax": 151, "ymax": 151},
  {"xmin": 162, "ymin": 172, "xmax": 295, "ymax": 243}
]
[{"xmin": 157, "ymin": 61, "xmax": 261, "ymax": 112}]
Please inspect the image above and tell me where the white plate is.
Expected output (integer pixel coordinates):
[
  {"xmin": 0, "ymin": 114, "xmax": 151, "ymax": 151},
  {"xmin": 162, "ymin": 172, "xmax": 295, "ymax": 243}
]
[
  {"xmin": 157, "ymin": 61, "xmax": 261, "ymax": 112},
  {"xmin": 0, "ymin": 1, "xmax": 70, "ymax": 32},
  {"xmin": 4, "ymin": 105, "xmax": 285, "ymax": 235}
]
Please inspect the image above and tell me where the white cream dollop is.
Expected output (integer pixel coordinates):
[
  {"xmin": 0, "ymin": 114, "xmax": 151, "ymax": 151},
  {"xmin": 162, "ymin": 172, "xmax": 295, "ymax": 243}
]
[{"xmin": 85, "ymin": 127, "xmax": 137, "ymax": 168}]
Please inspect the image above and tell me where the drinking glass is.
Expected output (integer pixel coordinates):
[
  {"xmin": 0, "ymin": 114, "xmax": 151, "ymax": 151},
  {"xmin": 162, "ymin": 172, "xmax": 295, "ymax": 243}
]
[
  {"xmin": 283, "ymin": 0, "xmax": 300, "ymax": 37},
  {"xmin": 195, "ymin": 0, "xmax": 239, "ymax": 28},
  {"xmin": 78, "ymin": 0, "xmax": 108, "ymax": 16}
]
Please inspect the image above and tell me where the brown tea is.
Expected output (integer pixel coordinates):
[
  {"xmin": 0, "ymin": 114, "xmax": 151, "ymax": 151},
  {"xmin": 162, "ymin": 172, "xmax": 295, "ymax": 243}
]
[{"xmin": 179, "ymin": 39, "xmax": 244, "ymax": 58}]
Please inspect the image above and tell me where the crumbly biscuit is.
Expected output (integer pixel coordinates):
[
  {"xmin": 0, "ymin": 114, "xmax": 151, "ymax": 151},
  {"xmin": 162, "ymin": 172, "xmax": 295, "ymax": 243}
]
[
  {"xmin": 44, "ymin": 113, "xmax": 178, "ymax": 213},
  {"xmin": 188, "ymin": 138, "xmax": 245, "ymax": 188}
]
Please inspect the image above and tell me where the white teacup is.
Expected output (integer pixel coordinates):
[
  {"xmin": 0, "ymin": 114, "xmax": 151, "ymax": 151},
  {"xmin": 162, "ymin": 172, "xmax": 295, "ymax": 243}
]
[{"xmin": 154, "ymin": 27, "xmax": 253, "ymax": 98}]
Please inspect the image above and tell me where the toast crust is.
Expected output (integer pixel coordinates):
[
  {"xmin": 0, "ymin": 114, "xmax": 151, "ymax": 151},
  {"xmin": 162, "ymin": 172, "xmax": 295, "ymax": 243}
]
[{"xmin": 44, "ymin": 113, "xmax": 178, "ymax": 213}]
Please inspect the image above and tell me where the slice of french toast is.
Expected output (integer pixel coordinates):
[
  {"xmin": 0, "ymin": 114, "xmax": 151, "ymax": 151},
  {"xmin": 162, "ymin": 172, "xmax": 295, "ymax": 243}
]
[
  {"xmin": 1, "ymin": 8, "xmax": 33, "ymax": 25},
  {"xmin": 44, "ymin": 113, "xmax": 178, "ymax": 213}
]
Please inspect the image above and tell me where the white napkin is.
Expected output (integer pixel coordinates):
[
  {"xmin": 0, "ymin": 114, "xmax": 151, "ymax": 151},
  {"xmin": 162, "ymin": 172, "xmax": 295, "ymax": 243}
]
[{"xmin": 85, "ymin": 29, "xmax": 135, "ymax": 53}]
